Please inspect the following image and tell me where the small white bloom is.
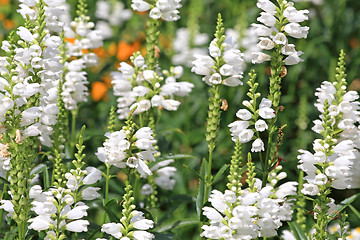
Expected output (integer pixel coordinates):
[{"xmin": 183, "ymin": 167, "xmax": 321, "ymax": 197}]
[{"xmin": 251, "ymin": 138, "xmax": 265, "ymax": 152}]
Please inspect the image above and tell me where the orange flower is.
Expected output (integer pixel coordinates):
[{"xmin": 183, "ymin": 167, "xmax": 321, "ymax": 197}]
[
  {"xmin": 90, "ymin": 81, "xmax": 108, "ymax": 102},
  {"xmin": 101, "ymin": 75, "xmax": 112, "ymax": 88},
  {"xmin": 64, "ymin": 38, "xmax": 76, "ymax": 44},
  {"xmin": 108, "ymin": 42, "xmax": 117, "ymax": 56},
  {"xmin": 0, "ymin": 14, "xmax": 5, "ymax": 21},
  {"xmin": 0, "ymin": 0, "xmax": 10, "ymax": 5},
  {"xmin": 3, "ymin": 19, "xmax": 15, "ymax": 30},
  {"xmin": 116, "ymin": 40, "xmax": 141, "ymax": 61}
]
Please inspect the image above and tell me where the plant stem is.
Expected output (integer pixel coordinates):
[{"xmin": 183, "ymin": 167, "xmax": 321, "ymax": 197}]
[{"xmin": 70, "ymin": 109, "xmax": 78, "ymax": 157}]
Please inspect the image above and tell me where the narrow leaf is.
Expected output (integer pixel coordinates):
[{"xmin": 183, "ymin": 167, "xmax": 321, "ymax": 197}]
[
  {"xmin": 30, "ymin": 163, "xmax": 46, "ymax": 176},
  {"xmin": 328, "ymin": 193, "xmax": 360, "ymax": 221},
  {"xmin": 43, "ymin": 165, "xmax": 50, "ymax": 189},
  {"xmin": 0, "ymin": 176, "xmax": 10, "ymax": 185},
  {"xmin": 155, "ymin": 219, "xmax": 200, "ymax": 233},
  {"xmin": 288, "ymin": 221, "xmax": 307, "ymax": 240},
  {"xmin": 212, "ymin": 164, "xmax": 229, "ymax": 184},
  {"xmin": 196, "ymin": 158, "xmax": 208, "ymax": 219}
]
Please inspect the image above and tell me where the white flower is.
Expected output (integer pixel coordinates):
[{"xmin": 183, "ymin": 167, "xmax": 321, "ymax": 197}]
[
  {"xmin": 28, "ymin": 215, "xmax": 52, "ymax": 231},
  {"xmin": 257, "ymin": 12, "xmax": 276, "ymax": 27},
  {"xmin": 238, "ymin": 129, "xmax": 255, "ymax": 143},
  {"xmin": 131, "ymin": 0, "xmax": 151, "ymax": 12},
  {"xmin": 284, "ymin": 6, "xmax": 309, "ymax": 23},
  {"xmin": 101, "ymin": 222, "xmax": 123, "ymax": 238},
  {"xmin": 273, "ymin": 33, "xmax": 288, "ymax": 45},
  {"xmin": 66, "ymin": 205, "xmax": 89, "ymax": 220},
  {"xmin": 257, "ymin": 37, "xmax": 275, "ymax": 50},
  {"xmin": 251, "ymin": 138, "xmax": 265, "ymax": 152},
  {"xmin": 259, "ymin": 98, "xmax": 275, "ymax": 119},
  {"xmin": 83, "ymin": 167, "xmax": 102, "ymax": 185},
  {"xmin": 82, "ymin": 187, "xmax": 101, "ymax": 200},
  {"xmin": 255, "ymin": 119, "xmax": 268, "ymax": 132},
  {"xmin": 284, "ymin": 23, "xmax": 309, "ymax": 39},
  {"xmin": 236, "ymin": 109, "xmax": 252, "ymax": 120},
  {"xmin": 301, "ymin": 183, "xmax": 319, "ymax": 195},
  {"xmin": 252, "ymin": 52, "xmax": 271, "ymax": 64},
  {"xmin": 257, "ymin": 0, "xmax": 277, "ymax": 14},
  {"xmin": 66, "ymin": 220, "xmax": 90, "ymax": 232},
  {"xmin": 284, "ymin": 51, "xmax": 304, "ymax": 65}
]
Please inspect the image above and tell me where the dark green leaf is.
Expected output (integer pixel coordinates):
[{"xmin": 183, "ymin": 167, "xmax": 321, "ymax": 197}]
[
  {"xmin": 196, "ymin": 158, "xmax": 207, "ymax": 219},
  {"xmin": 0, "ymin": 176, "xmax": 10, "ymax": 185},
  {"xmin": 154, "ymin": 219, "xmax": 200, "ymax": 233},
  {"xmin": 328, "ymin": 193, "xmax": 360, "ymax": 221},
  {"xmin": 288, "ymin": 221, "xmax": 307, "ymax": 240},
  {"xmin": 100, "ymin": 204, "xmax": 119, "ymax": 223},
  {"xmin": 212, "ymin": 164, "xmax": 229, "ymax": 184},
  {"xmin": 43, "ymin": 165, "xmax": 50, "ymax": 189},
  {"xmin": 30, "ymin": 164, "xmax": 46, "ymax": 176}
]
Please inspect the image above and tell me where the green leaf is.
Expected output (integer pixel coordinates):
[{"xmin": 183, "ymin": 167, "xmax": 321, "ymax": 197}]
[
  {"xmin": 328, "ymin": 193, "xmax": 360, "ymax": 221},
  {"xmin": 43, "ymin": 165, "xmax": 50, "ymax": 189},
  {"xmin": 0, "ymin": 176, "xmax": 10, "ymax": 185},
  {"xmin": 100, "ymin": 204, "xmax": 119, "ymax": 223},
  {"xmin": 196, "ymin": 158, "xmax": 207, "ymax": 219},
  {"xmin": 288, "ymin": 221, "xmax": 308, "ymax": 240},
  {"xmin": 349, "ymin": 204, "xmax": 360, "ymax": 220},
  {"xmin": 154, "ymin": 219, "xmax": 200, "ymax": 233},
  {"xmin": 212, "ymin": 164, "xmax": 229, "ymax": 184},
  {"xmin": 182, "ymin": 163, "xmax": 204, "ymax": 183},
  {"xmin": 87, "ymin": 227, "xmax": 102, "ymax": 240},
  {"xmin": 152, "ymin": 233, "xmax": 175, "ymax": 240},
  {"xmin": 157, "ymin": 154, "xmax": 197, "ymax": 161},
  {"xmin": 157, "ymin": 195, "xmax": 193, "ymax": 226},
  {"xmin": 30, "ymin": 163, "xmax": 46, "ymax": 176}
]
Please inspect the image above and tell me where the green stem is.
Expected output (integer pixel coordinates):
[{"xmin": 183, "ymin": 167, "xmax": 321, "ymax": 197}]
[
  {"xmin": 204, "ymin": 149, "xmax": 213, "ymax": 205},
  {"xmin": 104, "ymin": 164, "xmax": 110, "ymax": 204},
  {"xmin": 70, "ymin": 109, "xmax": 78, "ymax": 157}
]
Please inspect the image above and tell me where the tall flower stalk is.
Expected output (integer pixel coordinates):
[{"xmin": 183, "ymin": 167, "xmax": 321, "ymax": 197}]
[{"xmin": 251, "ymin": 0, "xmax": 309, "ymax": 187}]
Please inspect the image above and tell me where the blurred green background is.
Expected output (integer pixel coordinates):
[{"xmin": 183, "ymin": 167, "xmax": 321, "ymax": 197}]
[{"xmin": 1, "ymin": 0, "xmax": 360, "ymax": 238}]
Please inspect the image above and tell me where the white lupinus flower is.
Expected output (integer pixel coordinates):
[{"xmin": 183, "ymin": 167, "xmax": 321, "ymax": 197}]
[
  {"xmin": 96, "ymin": 127, "xmax": 157, "ymax": 178},
  {"xmin": 252, "ymin": 0, "xmax": 309, "ymax": 65},
  {"xmin": 131, "ymin": 0, "xmax": 182, "ymax": 22},
  {"xmin": 201, "ymin": 180, "xmax": 297, "ymax": 239},
  {"xmin": 112, "ymin": 53, "xmax": 194, "ymax": 119},
  {"xmin": 172, "ymin": 28, "xmax": 209, "ymax": 67}
]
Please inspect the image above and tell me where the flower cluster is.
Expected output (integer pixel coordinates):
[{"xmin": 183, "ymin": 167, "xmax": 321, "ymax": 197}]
[
  {"xmin": 252, "ymin": 0, "xmax": 309, "ymax": 65},
  {"xmin": 141, "ymin": 159, "xmax": 177, "ymax": 195},
  {"xmin": 298, "ymin": 80, "xmax": 360, "ymax": 192},
  {"xmin": 172, "ymin": 28, "xmax": 209, "ymax": 67},
  {"xmin": 131, "ymin": 0, "xmax": 182, "ymax": 22},
  {"xmin": 95, "ymin": 0, "xmax": 132, "ymax": 39},
  {"xmin": 191, "ymin": 31, "xmax": 245, "ymax": 87},
  {"xmin": 112, "ymin": 53, "xmax": 194, "ymax": 119},
  {"xmin": 64, "ymin": 166, "xmax": 102, "ymax": 200},
  {"xmin": 100, "ymin": 210, "xmax": 154, "ymax": 239},
  {"xmin": 61, "ymin": 5, "xmax": 104, "ymax": 110},
  {"xmin": 225, "ymin": 27, "xmax": 260, "ymax": 63},
  {"xmin": 1, "ymin": 3, "xmax": 64, "ymax": 147},
  {"xmin": 201, "ymin": 179, "xmax": 297, "ymax": 239},
  {"xmin": 229, "ymin": 98, "xmax": 275, "ymax": 152},
  {"xmin": 96, "ymin": 127, "xmax": 157, "ymax": 178},
  {"xmin": 27, "ymin": 185, "xmax": 90, "ymax": 235}
]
